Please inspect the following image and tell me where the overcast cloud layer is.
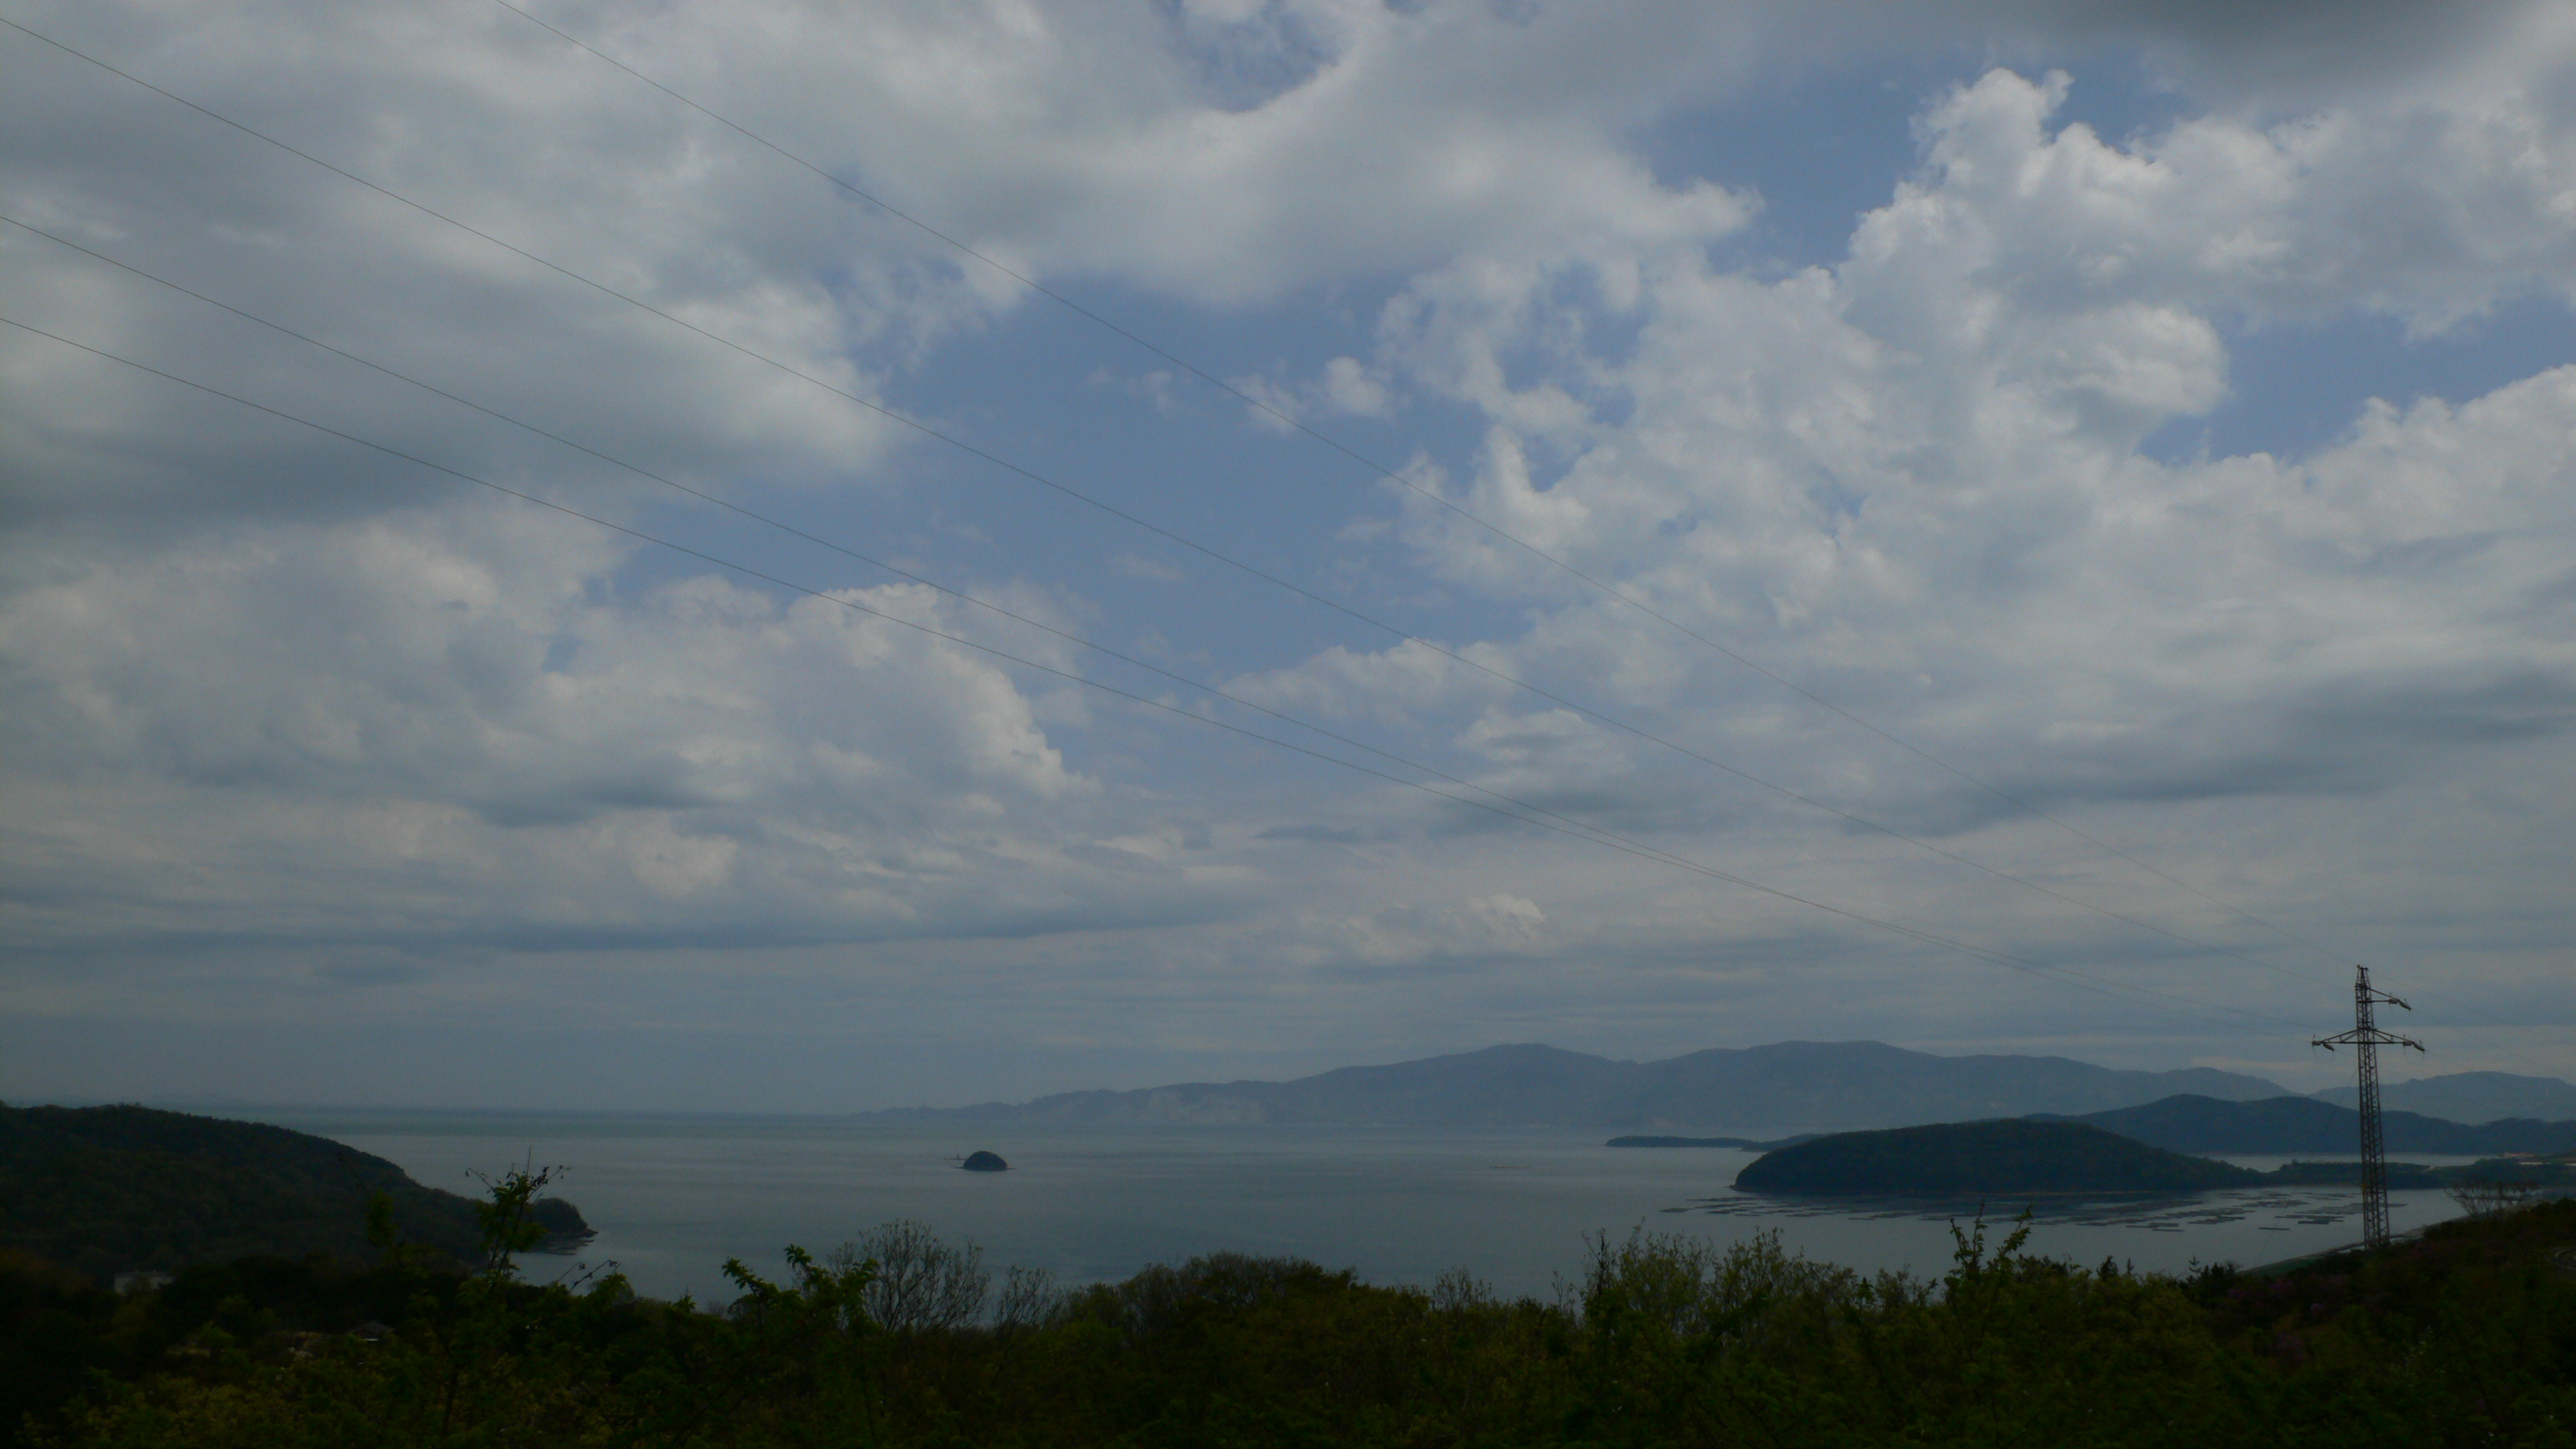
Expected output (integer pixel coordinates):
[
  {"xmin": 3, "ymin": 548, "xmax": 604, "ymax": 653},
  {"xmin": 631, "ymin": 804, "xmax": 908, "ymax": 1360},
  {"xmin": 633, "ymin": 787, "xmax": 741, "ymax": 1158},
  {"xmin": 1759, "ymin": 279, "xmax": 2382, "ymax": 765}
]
[{"xmin": 3, "ymin": 0, "xmax": 2573, "ymax": 1110}]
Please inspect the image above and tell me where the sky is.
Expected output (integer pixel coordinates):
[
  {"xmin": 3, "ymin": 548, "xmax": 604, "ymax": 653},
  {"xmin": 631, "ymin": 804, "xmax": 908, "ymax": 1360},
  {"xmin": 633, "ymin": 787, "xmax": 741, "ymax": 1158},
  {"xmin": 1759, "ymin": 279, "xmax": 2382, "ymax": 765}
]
[{"xmin": 3, "ymin": 0, "xmax": 2573, "ymax": 1113}]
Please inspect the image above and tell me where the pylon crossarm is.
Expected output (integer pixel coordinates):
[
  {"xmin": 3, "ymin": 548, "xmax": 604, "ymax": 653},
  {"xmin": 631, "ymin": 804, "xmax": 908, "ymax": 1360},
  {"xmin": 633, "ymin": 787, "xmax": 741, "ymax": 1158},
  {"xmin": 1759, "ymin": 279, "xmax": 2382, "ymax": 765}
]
[{"xmin": 2314, "ymin": 1028, "xmax": 2422, "ymax": 1049}]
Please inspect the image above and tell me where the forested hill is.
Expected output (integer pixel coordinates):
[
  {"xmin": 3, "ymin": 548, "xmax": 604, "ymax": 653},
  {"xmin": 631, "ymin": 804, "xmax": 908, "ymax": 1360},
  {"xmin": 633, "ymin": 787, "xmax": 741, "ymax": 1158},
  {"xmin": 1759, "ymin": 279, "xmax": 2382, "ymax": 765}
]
[
  {"xmin": 1732, "ymin": 1119, "xmax": 2263, "ymax": 1197},
  {"xmin": 2056, "ymin": 1094, "xmax": 2576, "ymax": 1156},
  {"xmin": 0, "ymin": 1103, "xmax": 586, "ymax": 1280}
]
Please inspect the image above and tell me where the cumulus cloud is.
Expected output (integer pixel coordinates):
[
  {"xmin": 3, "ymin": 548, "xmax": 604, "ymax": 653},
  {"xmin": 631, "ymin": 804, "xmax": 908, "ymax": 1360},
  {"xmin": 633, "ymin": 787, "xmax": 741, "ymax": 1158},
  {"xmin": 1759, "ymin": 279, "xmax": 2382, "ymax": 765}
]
[
  {"xmin": 1320, "ymin": 65, "xmax": 2576, "ymax": 826},
  {"xmin": 3, "ymin": 0, "xmax": 2572, "ymax": 1103},
  {"xmin": 0, "ymin": 506, "xmax": 1302, "ymax": 957},
  {"xmin": 2, "ymin": 7, "xmax": 937, "ymax": 533},
  {"xmin": 1296, "ymin": 889, "xmax": 1551, "ymax": 971},
  {"xmin": 1870, "ymin": 68, "xmax": 2576, "ymax": 330},
  {"xmin": 1202, "ymin": 49, "xmax": 2575, "ymax": 1076}
]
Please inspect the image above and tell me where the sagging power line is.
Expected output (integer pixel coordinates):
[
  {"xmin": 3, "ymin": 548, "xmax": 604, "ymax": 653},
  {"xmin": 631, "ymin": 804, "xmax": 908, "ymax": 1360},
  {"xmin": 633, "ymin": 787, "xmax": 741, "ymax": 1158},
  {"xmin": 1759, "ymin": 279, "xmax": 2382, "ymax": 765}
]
[
  {"xmin": 0, "ymin": 22, "xmax": 2381, "ymax": 1010},
  {"xmin": 465, "ymin": 3, "xmax": 2568, "ymax": 1063},
  {"xmin": 2, "ymin": 310, "xmax": 2316, "ymax": 1038},
  {"xmin": 5, "ymin": 14, "xmax": 2553, "ymax": 1067},
  {"xmin": 475, "ymin": 0, "xmax": 2381, "ymax": 985},
  {"xmin": 1, "ymin": 208, "xmax": 2360, "ymax": 1010}
]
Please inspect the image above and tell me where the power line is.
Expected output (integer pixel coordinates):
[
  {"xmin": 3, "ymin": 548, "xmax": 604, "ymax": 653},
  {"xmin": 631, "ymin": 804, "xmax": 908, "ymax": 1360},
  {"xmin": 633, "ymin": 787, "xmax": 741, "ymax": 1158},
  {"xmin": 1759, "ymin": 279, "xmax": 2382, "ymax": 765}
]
[
  {"xmin": 475, "ymin": 0, "xmax": 2376, "ymax": 989},
  {"xmin": 0, "ymin": 228, "xmax": 2329, "ymax": 1041},
  {"xmin": 2, "ymin": 209, "xmax": 2360, "ymax": 1008},
  {"xmin": 467, "ymin": 3, "xmax": 2567, "ymax": 1066},
  {"xmin": 0, "ymin": 311, "xmax": 2307, "ymax": 1037},
  {"xmin": 0, "ymin": 30, "xmax": 2355, "ymax": 996},
  {"xmin": 7, "ymin": 17, "xmax": 2552, "ymax": 1064},
  {"xmin": 0, "ymin": 213, "xmax": 1794, "ymax": 884}
]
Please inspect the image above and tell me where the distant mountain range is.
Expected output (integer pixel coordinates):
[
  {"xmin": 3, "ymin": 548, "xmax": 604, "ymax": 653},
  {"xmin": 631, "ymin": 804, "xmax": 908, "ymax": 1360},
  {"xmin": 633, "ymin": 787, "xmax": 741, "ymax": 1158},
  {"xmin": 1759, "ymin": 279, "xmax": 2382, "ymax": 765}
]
[
  {"xmin": 887, "ymin": 1041, "xmax": 2299, "ymax": 1135},
  {"xmin": 2308, "ymin": 1071, "xmax": 2576, "ymax": 1125},
  {"xmin": 2057, "ymin": 1093, "xmax": 2576, "ymax": 1157}
]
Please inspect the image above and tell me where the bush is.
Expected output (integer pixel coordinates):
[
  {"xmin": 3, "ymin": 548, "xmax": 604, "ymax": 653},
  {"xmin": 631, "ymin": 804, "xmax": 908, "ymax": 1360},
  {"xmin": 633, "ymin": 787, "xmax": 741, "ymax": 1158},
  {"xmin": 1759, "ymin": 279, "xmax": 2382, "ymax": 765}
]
[
  {"xmin": 835, "ymin": 1220, "xmax": 984, "ymax": 1333},
  {"xmin": 25, "ymin": 1195, "xmax": 2576, "ymax": 1447}
]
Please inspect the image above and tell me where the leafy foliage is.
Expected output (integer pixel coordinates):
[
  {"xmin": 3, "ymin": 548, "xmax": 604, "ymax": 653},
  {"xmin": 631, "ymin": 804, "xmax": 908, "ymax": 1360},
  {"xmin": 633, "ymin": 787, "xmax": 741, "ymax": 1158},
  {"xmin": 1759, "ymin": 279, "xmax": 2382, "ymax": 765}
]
[
  {"xmin": 9, "ymin": 1191, "xmax": 2575, "ymax": 1447},
  {"xmin": 837, "ymin": 1220, "xmax": 985, "ymax": 1333}
]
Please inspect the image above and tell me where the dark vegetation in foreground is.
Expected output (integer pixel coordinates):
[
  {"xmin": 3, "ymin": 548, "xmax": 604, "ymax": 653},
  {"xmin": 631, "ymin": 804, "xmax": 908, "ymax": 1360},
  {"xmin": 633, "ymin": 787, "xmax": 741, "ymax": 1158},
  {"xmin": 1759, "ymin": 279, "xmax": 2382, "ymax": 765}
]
[
  {"xmin": 0, "ymin": 1105, "xmax": 589, "ymax": 1282},
  {"xmin": 8, "ymin": 1174, "xmax": 2573, "ymax": 1448}
]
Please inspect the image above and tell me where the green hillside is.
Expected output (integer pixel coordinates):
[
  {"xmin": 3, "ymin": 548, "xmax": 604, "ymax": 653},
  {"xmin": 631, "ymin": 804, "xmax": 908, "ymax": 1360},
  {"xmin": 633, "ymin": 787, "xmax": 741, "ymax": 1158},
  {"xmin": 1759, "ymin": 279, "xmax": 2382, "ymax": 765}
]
[
  {"xmin": 0, "ymin": 1104, "xmax": 585, "ymax": 1280},
  {"xmin": 1734, "ymin": 1118, "xmax": 2262, "ymax": 1196}
]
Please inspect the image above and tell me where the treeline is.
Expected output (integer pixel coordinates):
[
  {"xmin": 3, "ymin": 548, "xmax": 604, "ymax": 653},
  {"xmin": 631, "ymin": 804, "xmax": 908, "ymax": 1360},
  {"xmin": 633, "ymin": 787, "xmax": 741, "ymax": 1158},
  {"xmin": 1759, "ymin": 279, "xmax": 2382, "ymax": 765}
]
[
  {"xmin": 1732, "ymin": 1119, "xmax": 2263, "ymax": 1195},
  {"xmin": 8, "ymin": 1192, "xmax": 2573, "ymax": 1446}
]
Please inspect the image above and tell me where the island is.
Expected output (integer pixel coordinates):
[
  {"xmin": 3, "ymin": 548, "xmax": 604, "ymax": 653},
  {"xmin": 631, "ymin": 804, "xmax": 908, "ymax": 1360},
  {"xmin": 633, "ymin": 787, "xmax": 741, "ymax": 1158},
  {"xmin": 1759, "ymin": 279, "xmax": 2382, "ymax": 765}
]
[
  {"xmin": 960, "ymin": 1150, "xmax": 1009, "ymax": 1171},
  {"xmin": 1733, "ymin": 1119, "xmax": 2263, "ymax": 1197}
]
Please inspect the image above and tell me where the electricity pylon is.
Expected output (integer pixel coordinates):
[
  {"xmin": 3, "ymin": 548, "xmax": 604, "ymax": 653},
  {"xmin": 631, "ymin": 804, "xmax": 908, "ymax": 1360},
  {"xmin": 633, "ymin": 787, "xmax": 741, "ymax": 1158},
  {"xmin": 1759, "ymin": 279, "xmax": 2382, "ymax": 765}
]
[{"xmin": 2313, "ymin": 964, "xmax": 2424, "ymax": 1250}]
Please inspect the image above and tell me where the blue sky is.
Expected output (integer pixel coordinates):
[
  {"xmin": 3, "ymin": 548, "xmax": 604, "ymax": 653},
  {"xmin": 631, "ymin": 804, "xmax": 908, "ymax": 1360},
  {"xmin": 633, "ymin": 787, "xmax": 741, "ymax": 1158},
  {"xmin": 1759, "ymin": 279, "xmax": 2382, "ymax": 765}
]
[{"xmin": 3, "ymin": 0, "xmax": 2573, "ymax": 1111}]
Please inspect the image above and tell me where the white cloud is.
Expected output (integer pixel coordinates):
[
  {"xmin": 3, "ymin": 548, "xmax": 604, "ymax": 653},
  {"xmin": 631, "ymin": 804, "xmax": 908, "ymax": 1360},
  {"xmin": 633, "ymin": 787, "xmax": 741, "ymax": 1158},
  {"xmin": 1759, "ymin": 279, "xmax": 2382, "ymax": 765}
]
[
  {"xmin": 1216, "ymin": 58, "xmax": 2576, "ymax": 1057},
  {"xmin": 5, "ymin": 1, "xmax": 2573, "ymax": 1102},
  {"xmin": 1862, "ymin": 67, "xmax": 2576, "ymax": 331},
  {"xmin": 1309, "ymin": 889, "xmax": 1551, "ymax": 969},
  {"xmin": 0, "ymin": 506, "xmax": 1315, "ymax": 958},
  {"xmin": 1339, "ymin": 67, "xmax": 2576, "ymax": 816}
]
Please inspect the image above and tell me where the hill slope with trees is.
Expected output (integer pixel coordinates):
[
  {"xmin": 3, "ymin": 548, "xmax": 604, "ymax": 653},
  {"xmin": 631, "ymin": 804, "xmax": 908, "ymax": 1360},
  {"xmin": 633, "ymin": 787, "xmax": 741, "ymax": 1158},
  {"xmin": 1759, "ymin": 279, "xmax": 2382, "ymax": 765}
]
[
  {"xmin": 0, "ymin": 1104, "xmax": 585, "ymax": 1280},
  {"xmin": 1732, "ymin": 1119, "xmax": 2264, "ymax": 1196}
]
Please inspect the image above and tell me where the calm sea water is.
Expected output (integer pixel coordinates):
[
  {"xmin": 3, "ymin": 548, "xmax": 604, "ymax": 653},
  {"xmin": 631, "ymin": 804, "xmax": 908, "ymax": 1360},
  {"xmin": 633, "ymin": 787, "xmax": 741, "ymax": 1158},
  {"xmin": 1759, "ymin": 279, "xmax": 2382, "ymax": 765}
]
[{"xmin": 245, "ymin": 1109, "xmax": 2475, "ymax": 1306}]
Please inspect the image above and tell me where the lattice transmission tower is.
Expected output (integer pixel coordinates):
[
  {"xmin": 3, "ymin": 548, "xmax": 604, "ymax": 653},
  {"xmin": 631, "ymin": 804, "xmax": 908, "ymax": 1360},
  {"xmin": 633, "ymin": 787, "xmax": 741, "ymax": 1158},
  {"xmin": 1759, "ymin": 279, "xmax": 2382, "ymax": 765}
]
[{"xmin": 2312, "ymin": 965, "xmax": 2424, "ymax": 1250}]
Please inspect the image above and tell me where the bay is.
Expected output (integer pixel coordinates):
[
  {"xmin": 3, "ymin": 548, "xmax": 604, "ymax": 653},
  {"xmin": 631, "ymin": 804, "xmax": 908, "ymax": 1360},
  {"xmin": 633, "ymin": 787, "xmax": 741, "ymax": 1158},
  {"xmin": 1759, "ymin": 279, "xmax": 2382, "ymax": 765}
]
[{"xmin": 242, "ymin": 1109, "xmax": 2474, "ymax": 1306}]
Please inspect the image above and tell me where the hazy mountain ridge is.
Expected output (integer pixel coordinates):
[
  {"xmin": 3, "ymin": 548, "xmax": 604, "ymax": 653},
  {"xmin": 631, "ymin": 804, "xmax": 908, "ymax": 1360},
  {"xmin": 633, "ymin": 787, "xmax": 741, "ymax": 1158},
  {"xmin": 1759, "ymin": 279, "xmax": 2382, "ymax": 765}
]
[
  {"xmin": 2059, "ymin": 1093, "xmax": 2576, "ymax": 1156},
  {"xmin": 2309, "ymin": 1072, "xmax": 2576, "ymax": 1125},
  {"xmin": 882, "ymin": 1041, "xmax": 2296, "ymax": 1135}
]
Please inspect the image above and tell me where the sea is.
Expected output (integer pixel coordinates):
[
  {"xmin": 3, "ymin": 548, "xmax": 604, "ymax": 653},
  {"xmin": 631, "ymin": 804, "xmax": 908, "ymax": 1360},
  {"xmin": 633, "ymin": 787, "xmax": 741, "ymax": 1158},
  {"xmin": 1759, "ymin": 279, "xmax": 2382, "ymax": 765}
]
[{"xmin": 242, "ymin": 1109, "xmax": 2479, "ymax": 1306}]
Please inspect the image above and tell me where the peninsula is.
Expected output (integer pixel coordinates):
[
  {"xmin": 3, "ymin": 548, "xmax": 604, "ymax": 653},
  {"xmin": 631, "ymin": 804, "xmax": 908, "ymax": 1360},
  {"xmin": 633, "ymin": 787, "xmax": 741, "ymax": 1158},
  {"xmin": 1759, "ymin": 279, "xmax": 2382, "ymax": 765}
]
[
  {"xmin": 1732, "ymin": 1119, "xmax": 2261, "ymax": 1197},
  {"xmin": 1730, "ymin": 1117, "xmax": 2573, "ymax": 1198},
  {"xmin": 0, "ymin": 1103, "xmax": 590, "ymax": 1280}
]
